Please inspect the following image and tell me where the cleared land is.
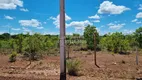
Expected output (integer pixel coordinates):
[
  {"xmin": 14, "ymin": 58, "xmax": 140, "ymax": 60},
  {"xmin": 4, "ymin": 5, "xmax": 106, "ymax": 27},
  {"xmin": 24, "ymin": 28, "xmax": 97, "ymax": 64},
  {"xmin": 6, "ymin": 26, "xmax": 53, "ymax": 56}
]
[{"xmin": 0, "ymin": 51, "xmax": 142, "ymax": 80}]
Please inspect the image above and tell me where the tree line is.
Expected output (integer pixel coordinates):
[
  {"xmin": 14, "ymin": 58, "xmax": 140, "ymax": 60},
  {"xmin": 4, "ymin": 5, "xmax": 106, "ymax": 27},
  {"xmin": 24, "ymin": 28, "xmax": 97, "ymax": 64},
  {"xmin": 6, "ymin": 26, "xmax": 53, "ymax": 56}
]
[
  {"xmin": 84, "ymin": 25, "xmax": 142, "ymax": 54},
  {"xmin": 0, "ymin": 26, "xmax": 141, "ymax": 61}
]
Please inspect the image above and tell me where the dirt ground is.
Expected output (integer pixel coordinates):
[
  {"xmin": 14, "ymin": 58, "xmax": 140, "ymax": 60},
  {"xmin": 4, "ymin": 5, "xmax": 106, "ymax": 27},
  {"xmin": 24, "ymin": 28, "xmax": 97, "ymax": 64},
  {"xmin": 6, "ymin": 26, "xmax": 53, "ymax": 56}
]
[{"xmin": 0, "ymin": 51, "xmax": 142, "ymax": 80}]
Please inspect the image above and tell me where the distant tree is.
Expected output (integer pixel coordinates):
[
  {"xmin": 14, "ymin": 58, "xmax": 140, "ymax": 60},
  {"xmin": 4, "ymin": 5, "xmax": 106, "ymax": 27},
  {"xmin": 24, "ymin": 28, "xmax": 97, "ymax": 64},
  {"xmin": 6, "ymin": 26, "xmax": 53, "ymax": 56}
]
[
  {"xmin": 1, "ymin": 33, "xmax": 10, "ymax": 40},
  {"xmin": 125, "ymin": 34, "xmax": 138, "ymax": 50},
  {"xmin": 135, "ymin": 27, "xmax": 142, "ymax": 48},
  {"xmin": 100, "ymin": 32, "xmax": 130, "ymax": 53},
  {"xmin": 16, "ymin": 34, "xmax": 23, "ymax": 53},
  {"xmin": 73, "ymin": 33, "xmax": 80, "ymax": 37},
  {"xmin": 84, "ymin": 25, "xmax": 99, "ymax": 50}
]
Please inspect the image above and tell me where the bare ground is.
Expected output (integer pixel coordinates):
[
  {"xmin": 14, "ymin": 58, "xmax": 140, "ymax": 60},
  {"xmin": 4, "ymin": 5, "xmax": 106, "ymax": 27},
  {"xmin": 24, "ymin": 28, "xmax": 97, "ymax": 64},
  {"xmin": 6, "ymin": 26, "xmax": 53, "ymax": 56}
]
[{"xmin": 0, "ymin": 51, "xmax": 142, "ymax": 80}]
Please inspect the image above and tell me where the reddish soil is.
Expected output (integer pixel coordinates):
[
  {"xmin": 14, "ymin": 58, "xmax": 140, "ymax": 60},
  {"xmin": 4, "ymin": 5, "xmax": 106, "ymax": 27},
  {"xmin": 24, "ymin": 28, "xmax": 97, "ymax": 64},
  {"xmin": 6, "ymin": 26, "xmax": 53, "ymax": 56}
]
[{"xmin": 0, "ymin": 51, "xmax": 142, "ymax": 80}]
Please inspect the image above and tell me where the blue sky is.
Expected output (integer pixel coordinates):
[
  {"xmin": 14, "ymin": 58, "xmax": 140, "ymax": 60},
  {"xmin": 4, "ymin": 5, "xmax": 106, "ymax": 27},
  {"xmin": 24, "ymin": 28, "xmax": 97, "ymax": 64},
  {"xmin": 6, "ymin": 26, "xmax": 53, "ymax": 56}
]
[{"xmin": 0, "ymin": 0, "xmax": 142, "ymax": 35}]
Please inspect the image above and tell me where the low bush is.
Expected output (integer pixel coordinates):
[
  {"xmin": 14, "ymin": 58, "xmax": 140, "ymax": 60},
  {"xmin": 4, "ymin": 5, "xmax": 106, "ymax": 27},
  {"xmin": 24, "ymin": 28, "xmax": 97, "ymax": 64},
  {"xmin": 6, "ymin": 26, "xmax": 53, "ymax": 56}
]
[
  {"xmin": 9, "ymin": 51, "xmax": 17, "ymax": 62},
  {"xmin": 121, "ymin": 60, "xmax": 126, "ymax": 64},
  {"xmin": 66, "ymin": 59, "xmax": 81, "ymax": 76}
]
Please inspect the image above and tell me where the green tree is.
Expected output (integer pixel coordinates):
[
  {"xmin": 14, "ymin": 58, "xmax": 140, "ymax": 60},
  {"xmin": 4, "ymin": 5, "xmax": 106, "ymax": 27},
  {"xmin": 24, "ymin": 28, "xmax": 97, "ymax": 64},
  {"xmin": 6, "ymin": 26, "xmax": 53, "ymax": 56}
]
[
  {"xmin": 84, "ymin": 25, "xmax": 99, "ymax": 50},
  {"xmin": 1, "ymin": 33, "xmax": 10, "ymax": 40},
  {"xmin": 135, "ymin": 27, "xmax": 142, "ymax": 48},
  {"xmin": 125, "ymin": 34, "xmax": 138, "ymax": 50},
  {"xmin": 16, "ymin": 34, "xmax": 24, "ymax": 53},
  {"xmin": 22, "ymin": 33, "xmax": 43, "ymax": 60},
  {"xmin": 9, "ymin": 39, "xmax": 17, "ymax": 51},
  {"xmin": 100, "ymin": 32, "xmax": 130, "ymax": 53}
]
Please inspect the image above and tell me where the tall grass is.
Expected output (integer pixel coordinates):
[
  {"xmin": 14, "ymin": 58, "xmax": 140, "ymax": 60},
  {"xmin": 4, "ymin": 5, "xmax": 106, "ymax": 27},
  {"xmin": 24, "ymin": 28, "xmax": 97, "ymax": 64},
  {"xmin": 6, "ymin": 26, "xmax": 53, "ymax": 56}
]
[{"xmin": 66, "ymin": 59, "xmax": 81, "ymax": 76}]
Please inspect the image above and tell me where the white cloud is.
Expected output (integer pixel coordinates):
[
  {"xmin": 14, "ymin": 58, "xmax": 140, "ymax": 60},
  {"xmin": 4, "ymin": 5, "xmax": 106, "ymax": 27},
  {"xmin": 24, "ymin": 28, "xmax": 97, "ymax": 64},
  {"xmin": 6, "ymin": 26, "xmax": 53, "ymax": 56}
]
[
  {"xmin": 19, "ymin": 19, "xmax": 42, "ymax": 27},
  {"xmin": 108, "ymin": 23, "xmax": 125, "ymax": 30},
  {"xmin": 101, "ymin": 25, "xmax": 105, "ymax": 28},
  {"xmin": 67, "ymin": 20, "xmax": 93, "ymax": 31},
  {"xmin": 136, "ymin": 21, "xmax": 142, "ymax": 24},
  {"xmin": 0, "ymin": 0, "xmax": 23, "ymax": 10},
  {"xmin": 123, "ymin": 29, "xmax": 134, "ymax": 34},
  {"xmin": 43, "ymin": 32, "xmax": 59, "ymax": 35},
  {"xmin": 22, "ymin": 27, "xmax": 30, "ymax": 32},
  {"xmin": 11, "ymin": 32, "xmax": 19, "ymax": 35},
  {"xmin": 50, "ymin": 14, "xmax": 71, "ymax": 28},
  {"xmin": 93, "ymin": 20, "xmax": 100, "ymax": 23},
  {"xmin": 36, "ymin": 26, "xmax": 43, "ymax": 29},
  {"xmin": 4, "ymin": 15, "xmax": 14, "ymax": 20},
  {"xmin": 67, "ymin": 20, "xmax": 92, "ymax": 27},
  {"xmin": 131, "ymin": 19, "xmax": 137, "ymax": 22},
  {"xmin": 11, "ymin": 28, "xmax": 21, "ymax": 31},
  {"xmin": 20, "ymin": 8, "xmax": 29, "ymax": 12},
  {"xmin": 98, "ymin": 1, "xmax": 130, "ymax": 14},
  {"xmin": 0, "ymin": 31, "xmax": 6, "ymax": 34},
  {"xmin": 88, "ymin": 14, "xmax": 100, "ymax": 19},
  {"xmin": 22, "ymin": 27, "xmax": 33, "ymax": 34},
  {"xmin": 74, "ymin": 27, "xmax": 84, "ymax": 32},
  {"xmin": 96, "ymin": 28, "xmax": 100, "ymax": 32},
  {"xmin": 66, "ymin": 32, "xmax": 73, "ymax": 35},
  {"xmin": 138, "ymin": 4, "xmax": 142, "ymax": 10},
  {"xmin": 136, "ymin": 12, "xmax": 142, "ymax": 18}
]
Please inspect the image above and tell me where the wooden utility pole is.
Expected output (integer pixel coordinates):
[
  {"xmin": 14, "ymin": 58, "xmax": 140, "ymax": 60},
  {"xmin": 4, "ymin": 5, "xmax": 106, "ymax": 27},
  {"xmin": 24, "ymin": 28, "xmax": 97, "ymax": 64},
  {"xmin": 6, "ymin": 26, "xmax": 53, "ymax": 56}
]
[
  {"xmin": 60, "ymin": 0, "xmax": 66, "ymax": 80},
  {"xmin": 94, "ymin": 33, "xmax": 100, "ymax": 68}
]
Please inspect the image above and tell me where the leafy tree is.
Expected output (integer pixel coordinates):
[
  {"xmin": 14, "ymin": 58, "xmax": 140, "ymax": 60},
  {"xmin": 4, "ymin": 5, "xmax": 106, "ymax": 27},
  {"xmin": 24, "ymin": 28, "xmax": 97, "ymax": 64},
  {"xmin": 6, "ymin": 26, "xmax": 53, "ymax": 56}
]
[
  {"xmin": 22, "ymin": 33, "xmax": 43, "ymax": 60},
  {"xmin": 100, "ymin": 32, "xmax": 130, "ymax": 53},
  {"xmin": 125, "ymin": 34, "xmax": 138, "ymax": 50},
  {"xmin": 9, "ymin": 39, "xmax": 17, "ymax": 51},
  {"xmin": 84, "ymin": 25, "xmax": 99, "ymax": 50},
  {"xmin": 73, "ymin": 33, "xmax": 80, "ymax": 37},
  {"xmin": 135, "ymin": 27, "xmax": 142, "ymax": 48},
  {"xmin": 1, "ymin": 33, "xmax": 10, "ymax": 40},
  {"xmin": 16, "ymin": 34, "xmax": 24, "ymax": 53}
]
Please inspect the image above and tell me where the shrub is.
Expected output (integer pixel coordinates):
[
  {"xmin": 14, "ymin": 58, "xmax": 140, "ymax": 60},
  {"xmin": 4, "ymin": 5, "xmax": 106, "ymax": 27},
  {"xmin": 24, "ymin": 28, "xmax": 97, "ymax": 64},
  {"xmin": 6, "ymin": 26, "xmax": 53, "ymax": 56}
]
[
  {"xmin": 9, "ymin": 51, "xmax": 17, "ymax": 62},
  {"xmin": 66, "ymin": 59, "xmax": 81, "ymax": 76},
  {"xmin": 121, "ymin": 60, "xmax": 126, "ymax": 64}
]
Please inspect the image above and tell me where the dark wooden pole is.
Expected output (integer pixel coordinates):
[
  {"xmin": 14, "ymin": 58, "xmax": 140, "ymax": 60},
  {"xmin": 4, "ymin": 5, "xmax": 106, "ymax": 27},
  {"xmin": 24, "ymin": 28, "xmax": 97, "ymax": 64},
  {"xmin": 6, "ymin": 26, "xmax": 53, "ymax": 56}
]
[
  {"xmin": 94, "ymin": 33, "xmax": 100, "ymax": 68},
  {"xmin": 136, "ymin": 47, "xmax": 138, "ymax": 65},
  {"xmin": 60, "ymin": 0, "xmax": 66, "ymax": 80},
  {"xmin": 67, "ymin": 45, "xmax": 70, "ymax": 59}
]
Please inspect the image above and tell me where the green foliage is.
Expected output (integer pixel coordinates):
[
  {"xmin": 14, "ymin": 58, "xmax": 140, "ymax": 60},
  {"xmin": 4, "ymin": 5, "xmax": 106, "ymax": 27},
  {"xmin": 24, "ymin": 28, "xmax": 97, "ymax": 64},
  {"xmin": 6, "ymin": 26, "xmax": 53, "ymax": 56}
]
[
  {"xmin": 84, "ymin": 25, "xmax": 99, "ymax": 50},
  {"xmin": 0, "ymin": 40, "xmax": 11, "ymax": 49},
  {"xmin": 135, "ymin": 27, "xmax": 142, "ymax": 48},
  {"xmin": 67, "ymin": 59, "xmax": 81, "ymax": 76},
  {"xmin": 0, "ymin": 33, "xmax": 10, "ymax": 40},
  {"xmin": 22, "ymin": 33, "xmax": 59, "ymax": 60},
  {"xmin": 22, "ymin": 33, "xmax": 43, "ymax": 60},
  {"xmin": 0, "ymin": 33, "xmax": 59, "ymax": 56},
  {"xmin": 16, "ymin": 34, "xmax": 24, "ymax": 53},
  {"xmin": 100, "ymin": 32, "xmax": 130, "ymax": 53},
  {"xmin": 125, "ymin": 34, "xmax": 138, "ymax": 50},
  {"xmin": 9, "ymin": 51, "xmax": 17, "ymax": 62},
  {"xmin": 73, "ymin": 33, "xmax": 80, "ymax": 37},
  {"xmin": 9, "ymin": 39, "xmax": 18, "ymax": 51}
]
